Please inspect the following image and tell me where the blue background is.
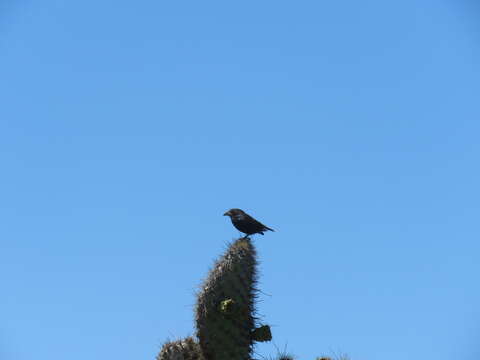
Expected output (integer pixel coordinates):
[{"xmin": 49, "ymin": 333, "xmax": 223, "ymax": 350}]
[{"xmin": 1, "ymin": 1, "xmax": 479, "ymax": 359}]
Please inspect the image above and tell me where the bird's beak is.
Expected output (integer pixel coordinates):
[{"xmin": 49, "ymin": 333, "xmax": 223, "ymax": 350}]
[{"xmin": 223, "ymin": 211, "xmax": 229, "ymax": 216}]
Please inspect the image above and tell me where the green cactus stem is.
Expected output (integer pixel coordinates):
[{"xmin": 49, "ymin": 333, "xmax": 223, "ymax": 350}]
[
  {"xmin": 157, "ymin": 337, "xmax": 204, "ymax": 360},
  {"xmin": 251, "ymin": 324, "xmax": 272, "ymax": 342},
  {"xmin": 195, "ymin": 237, "xmax": 266, "ymax": 360}
]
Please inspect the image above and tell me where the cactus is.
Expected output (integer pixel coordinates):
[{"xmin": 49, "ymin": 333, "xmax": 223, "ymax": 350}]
[
  {"xmin": 251, "ymin": 324, "xmax": 272, "ymax": 342},
  {"xmin": 157, "ymin": 337, "xmax": 204, "ymax": 360},
  {"xmin": 194, "ymin": 237, "xmax": 270, "ymax": 360},
  {"xmin": 155, "ymin": 235, "xmax": 350, "ymax": 360}
]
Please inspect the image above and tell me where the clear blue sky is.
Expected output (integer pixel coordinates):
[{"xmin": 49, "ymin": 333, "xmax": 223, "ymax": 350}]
[{"xmin": 1, "ymin": 1, "xmax": 479, "ymax": 360}]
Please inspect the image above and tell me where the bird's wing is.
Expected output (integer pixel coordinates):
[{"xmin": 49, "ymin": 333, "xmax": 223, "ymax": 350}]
[{"xmin": 245, "ymin": 214, "xmax": 274, "ymax": 232}]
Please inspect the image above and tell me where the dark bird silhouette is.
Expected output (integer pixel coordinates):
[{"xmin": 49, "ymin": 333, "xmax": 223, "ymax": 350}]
[{"xmin": 223, "ymin": 208, "xmax": 274, "ymax": 238}]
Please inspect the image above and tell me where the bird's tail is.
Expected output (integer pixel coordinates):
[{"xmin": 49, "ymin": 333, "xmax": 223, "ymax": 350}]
[{"xmin": 265, "ymin": 226, "xmax": 274, "ymax": 232}]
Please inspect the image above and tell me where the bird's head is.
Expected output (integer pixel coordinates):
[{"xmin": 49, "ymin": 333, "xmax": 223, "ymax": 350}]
[{"xmin": 223, "ymin": 208, "xmax": 245, "ymax": 218}]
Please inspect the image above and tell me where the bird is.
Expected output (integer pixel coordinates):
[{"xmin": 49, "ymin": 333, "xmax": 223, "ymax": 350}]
[{"xmin": 223, "ymin": 208, "xmax": 274, "ymax": 238}]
